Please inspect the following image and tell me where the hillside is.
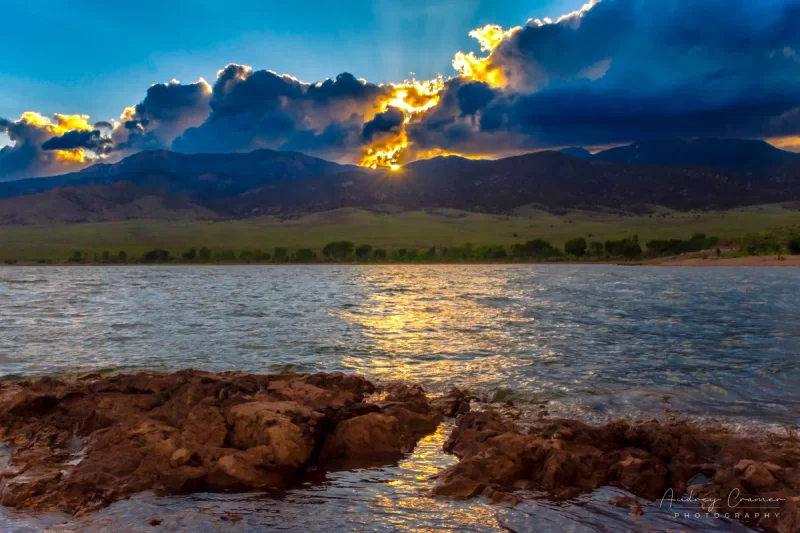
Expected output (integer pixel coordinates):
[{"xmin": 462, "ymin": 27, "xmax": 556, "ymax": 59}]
[
  {"xmin": 592, "ymin": 138, "xmax": 800, "ymax": 174},
  {"xmin": 0, "ymin": 182, "xmax": 213, "ymax": 225},
  {"xmin": 1, "ymin": 204, "xmax": 799, "ymax": 262},
  {"xmin": 0, "ymin": 139, "xmax": 799, "ymax": 224},
  {"xmin": 0, "ymin": 149, "xmax": 353, "ymax": 200},
  {"xmin": 230, "ymin": 151, "xmax": 797, "ymax": 214}
]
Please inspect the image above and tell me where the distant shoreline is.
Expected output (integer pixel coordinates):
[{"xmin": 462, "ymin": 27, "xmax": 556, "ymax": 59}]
[
  {"xmin": 649, "ymin": 254, "xmax": 800, "ymax": 267},
  {"xmin": 2, "ymin": 256, "xmax": 799, "ymax": 267}
]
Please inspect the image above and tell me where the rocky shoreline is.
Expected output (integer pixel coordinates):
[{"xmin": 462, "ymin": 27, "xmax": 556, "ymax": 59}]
[{"xmin": 0, "ymin": 371, "xmax": 797, "ymax": 532}]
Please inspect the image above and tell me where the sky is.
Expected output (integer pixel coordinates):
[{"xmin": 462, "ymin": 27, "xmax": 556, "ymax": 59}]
[
  {"xmin": 0, "ymin": 0, "xmax": 575, "ymax": 121},
  {"xmin": 2, "ymin": 0, "xmax": 800, "ymax": 180}
]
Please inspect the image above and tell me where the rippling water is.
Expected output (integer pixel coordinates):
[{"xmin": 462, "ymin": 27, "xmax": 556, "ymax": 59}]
[{"xmin": 1, "ymin": 265, "xmax": 798, "ymax": 531}]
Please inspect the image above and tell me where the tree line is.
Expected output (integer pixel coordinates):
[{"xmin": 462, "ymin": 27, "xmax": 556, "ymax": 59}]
[{"xmin": 60, "ymin": 233, "xmax": 737, "ymax": 264}]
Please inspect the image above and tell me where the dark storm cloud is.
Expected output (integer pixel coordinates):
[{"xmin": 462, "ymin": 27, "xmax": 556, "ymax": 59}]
[
  {"xmin": 112, "ymin": 79, "xmax": 212, "ymax": 152},
  {"xmin": 173, "ymin": 66, "xmax": 391, "ymax": 159},
  {"xmin": 42, "ymin": 129, "xmax": 112, "ymax": 153},
  {"xmin": 456, "ymin": 82, "xmax": 496, "ymax": 116},
  {"xmin": 411, "ymin": 0, "xmax": 800, "ymax": 153},
  {"xmin": 362, "ymin": 108, "xmax": 404, "ymax": 142}
]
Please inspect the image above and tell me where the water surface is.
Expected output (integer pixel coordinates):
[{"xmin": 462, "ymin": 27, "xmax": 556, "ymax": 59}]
[{"xmin": 1, "ymin": 265, "xmax": 798, "ymax": 531}]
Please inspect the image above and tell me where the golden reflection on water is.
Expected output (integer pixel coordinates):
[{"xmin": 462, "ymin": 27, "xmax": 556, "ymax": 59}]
[
  {"xmin": 333, "ymin": 267, "xmax": 538, "ymax": 390},
  {"xmin": 367, "ymin": 423, "xmax": 503, "ymax": 532}
]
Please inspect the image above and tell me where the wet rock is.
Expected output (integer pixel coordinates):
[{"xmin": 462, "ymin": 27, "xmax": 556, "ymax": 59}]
[
  {"xmin": 430, "ymin": 388, "xmax": 469, "ymax": 417},
  {"xmin": 319, "ymin": 413, "xmax": 406, "ymax": 461},
  {"xmin": 0, "ymin": 370, "xmax": 439, "ymax": 514},
  {"xmin": 206, "ymin": 450, "xmax": 284, "ymax": 490},
  {"xmin": 434, "ymin": 409, "xmax": 800, "ymax": 533},
  {"xmin": 608, "ymin": 495, "xmax": 644, "ymax": 516}
]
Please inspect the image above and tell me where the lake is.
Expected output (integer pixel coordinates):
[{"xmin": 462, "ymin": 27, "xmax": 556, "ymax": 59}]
[{"xmin": 0, "ymin": 265, "xmax": 797, "ymax": 531}]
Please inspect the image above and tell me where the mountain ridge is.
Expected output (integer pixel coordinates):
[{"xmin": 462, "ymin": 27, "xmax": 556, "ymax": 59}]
[{"xmin": 1, "ymin": 139, "xmax": 799, "ymax": 224}]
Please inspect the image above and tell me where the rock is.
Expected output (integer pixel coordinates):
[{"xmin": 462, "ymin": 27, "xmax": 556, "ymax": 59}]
[
  {"xmin": 181, "ymin": 406, "xmax": 227, "ymax": 448},
  {"xmin": 608, "ymin": 495, "xmax": 644, "ymax": 516},
  {"xmin": 169, "ymin": 448, "xmax": 196, "ymax": 468},
  {"xmin": 149, "ymin": 517, "xmax": 162, "ymax": 526},
  {"xmin": 743, "ymin": 462, "xmax": 778, "ymax": 491},
  {"xmin": 433, "ymin": 409, "xmax": 800, "ymax": 533},
  {"xmin": 431, "ymin": 388, "xmax": 469, "ymax": 417},
  {"xmin": 319, "ymin": 413, "xmax": 404, "ymax": 461},
  {"xmin": 0, "ymin": 370, "xmax": 439, "ymax": 514},
  {"xmin": 608, "ymin": 451, "xmax": 667, "ymax": 499},
  {"xmin": 226, "ymin": 401, "xmax": 319, "ymax": 469},
  {"xmin": 206, "ymin": 451, "xmax": 284, "ymax": 490},
  {"xmin": 159, "ymin": 465, "xmax": 207, "ymax": 493}
]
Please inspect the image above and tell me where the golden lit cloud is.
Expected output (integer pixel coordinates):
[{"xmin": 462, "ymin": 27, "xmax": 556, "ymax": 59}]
[
  {"xmin": 54, "ymin": 147, "xmax": 92, "ymax": 164},
  {"xmin": 360, "ymin": 77, "xmax": 447, "ymax": 170},
  {"xmin": 20, "ymin": 112, "xmax": 93, "ymax": 136},
  {"xmin": 767, "ymin": 135, "xmax": 800, "ymax": 152},
  {"xmin": 451, "ymin": 24, "xmax": 521, "ymax": 87}
]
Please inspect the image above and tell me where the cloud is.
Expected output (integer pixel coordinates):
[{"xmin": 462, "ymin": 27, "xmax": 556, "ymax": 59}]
[
  {"xmin": 173, "ymin": 67, "xmax": 390, "ymax": 160},
  {"xmin": 3, "ymin": 0, "xmax": 800, "ymax": 178},
  {"xmin": 111, "ymin": 79, "xmax": 212, "ymax": 153},
  {"xmin": 362, "ymin": 107, "xmax": 405, "ymax": 142},
  {"xmin": 0, "ymin": 112, "xmax": 102, "ymax": 181},
  {"xmin": 411, "ymin": 0, "xmax": 800, "ymax": 154},
  {"xmin": 42, "ymin": 129, "xmax": 112, "ymax": 153}
]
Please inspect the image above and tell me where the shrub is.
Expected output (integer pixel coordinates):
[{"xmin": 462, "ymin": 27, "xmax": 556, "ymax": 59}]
[
  {"xmin": 589, "ymin": 241, "xmax": 604, "ymax": 256},
  {"xmin": 476, "ymin": 245, "xmax": 507, "ymax": 259},
  {"xmin": 564, "ymin": 237, "xmax": 587, "ymax": 257},
  {"xmin": 322, "ymin": 241, "xmax": 355, "ymax": 259},
  {"xmin": 198, "ymin": 247, "xmax": 211, "ymax": 261},
  {"xmin": 512, "ymin": 239, "xmax": 557, "ymax": 258},
  {"xmin": 182, "ymin": 247, "xmax": 197, "ymax": 261},
  {"xmin": 789, "ymin": 237, "xmax": 800, "ymax": 255},
  {"xmin": 739, "ymin": 233, "xmax": 782, "ymax": 255},
  {"xmin": 141, "ymin": 249, "xmax": 171, "ymax": 263},
  {"xmin": 118, "ymin": 251, "xmax": 127, "ymax": 262},
  {"xmin": 294, "ymin": 248, "xmax": 315, "ymax": 261},
  {"xmin": 355, "ymin": 244, "xmax": 373, "ymax": 259},
  {"xmin": 238, "ymin": 249, "xmax": 256, "ymax": 261},
  {"xmin": 372, "ymin": 248, "xmax": 388, "ymax": 259},
  {"xmin": 212, "ymin": 250, "xmax": 235, "ymax": 262},
  {"xmin": 68, "ymin": 251, "xmax": 83, "ymax": 263},
  {"xmin": 273, "ymin": 247, "xmax": 289, "ymax": 262},
  {"xmin": 646, "ymin": 234, "xmax": 720, "ymax": 257},
  {"xmin": 605, "ymin": 235, "xmax": 642, "ymax": 258}
]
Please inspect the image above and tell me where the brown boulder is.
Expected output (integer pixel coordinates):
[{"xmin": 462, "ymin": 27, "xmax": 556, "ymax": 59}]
[
  {"xmin": 319, "ymin": 413, "xmax": 405, "ymax": 461},
  {"xmin": 433, "ymin": 409, "xmax": 800, "ymax": 533},
  {"xmin": 206, "ymin": 450, "xmax": 284, "ymax": 490},
  {"xmin": 226, "ymin": 401, "xmax": 320, "ymax": 470},
  {"xmin": 0, "ymin": 371, "xmax": 439, "ymax": 514},
  {"xmin": 181, "ymin": 405, "xmax": 227, "ymax": 448}
]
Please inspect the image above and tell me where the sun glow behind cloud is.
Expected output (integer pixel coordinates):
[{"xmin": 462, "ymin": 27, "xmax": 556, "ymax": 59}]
[
  {"xmin": 4, "ymin": 0, "xmax": 800, "ymax": 180},
  {"xmin": 360, "ymin": 76, "xmax": 446, "ymax": 170}
]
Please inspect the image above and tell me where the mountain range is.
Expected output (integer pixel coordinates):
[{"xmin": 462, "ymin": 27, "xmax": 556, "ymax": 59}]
[{"xmin": 1, "ymin": 138, "xmax": 799, "ymax": 224}]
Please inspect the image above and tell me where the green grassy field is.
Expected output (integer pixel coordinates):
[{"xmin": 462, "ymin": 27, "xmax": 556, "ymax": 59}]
[{"xmin": 1, "ymin": 204, "xmax": 799, "ymax": 262}]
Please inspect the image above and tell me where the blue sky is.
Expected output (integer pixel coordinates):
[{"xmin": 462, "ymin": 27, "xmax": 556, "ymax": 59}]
[
  {"xmin": 0, "ymin": 0, "xmax": 578, "ymax": 122},
  {"xmin": 2, "ymin": 0, "xmax": 800, "ymax": 180}
]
